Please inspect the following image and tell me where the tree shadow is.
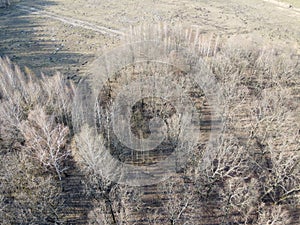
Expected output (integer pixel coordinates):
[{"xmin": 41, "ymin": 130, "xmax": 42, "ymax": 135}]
[
  {"xmin": 0, "ymin": 1, "xmax": 94, "ymax": 223},
  {"xmin": 0, "ymin": 0, "xmax": 93, "ymax": 79}
]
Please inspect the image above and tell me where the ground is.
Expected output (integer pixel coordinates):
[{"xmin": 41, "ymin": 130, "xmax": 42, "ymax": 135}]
[
  {"xmin": 0, "ymin": 0, "xmax": 300, "ymax": 224},
  {"xmin": 0, "ymin": 0, "xmax": 299, "ymax": 78}
]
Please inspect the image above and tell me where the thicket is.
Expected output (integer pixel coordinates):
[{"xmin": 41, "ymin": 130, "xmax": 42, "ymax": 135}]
[{"xmin": 0, "ymin": 25, "xmax": 299, "ymax": 224}]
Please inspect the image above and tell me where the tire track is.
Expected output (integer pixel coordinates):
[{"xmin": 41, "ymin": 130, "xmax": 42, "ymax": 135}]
[{"xmin": 16, "ymin": 4, "xmax": 124, "ymax": 36}]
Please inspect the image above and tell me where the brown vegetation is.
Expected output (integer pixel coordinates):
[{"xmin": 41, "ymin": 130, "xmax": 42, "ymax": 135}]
[{"xmin": 0, "ymin": 24, "xmax": 299, "ymax": 224}]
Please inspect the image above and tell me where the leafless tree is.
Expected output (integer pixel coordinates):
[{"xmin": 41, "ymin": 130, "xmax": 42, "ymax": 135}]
[
  {"xmin": 1, "ymin": 23, "xmax": 299, "ymax": 224},
  {"xmin": 0, "ymin": 151, "xmax": 64, "ymax": 224},
  {"xmin": 73, "ymin": 25, "xmax": 299, "ymax": 224},
  {"xmin": 74, "ymin": 125, "xmax": 120, "ymax": 224},
  {"xmin": 159, "ymin": 177, "xmax": 195, "ymax": 225},
  {"xmin": 256, "ymin": 204, "xmax": 291, "ymax": 225},
  {"xmin": 19, "ymin": 108, "xmax": 70, "ymax": 180},
  {"xmin": 0, "ymin": 57, "xmax": 74, "ymax": 153},
  {"xmin": 0, "ymin": 56, "xmax": 74, "ymax": 223},
  {"xmin": 41, "ymin": 72, "xmax": 75, "ymax": 126},
  {"xmin": 183, "ymin": 39, "xmax": 300, "ymax": 224}
]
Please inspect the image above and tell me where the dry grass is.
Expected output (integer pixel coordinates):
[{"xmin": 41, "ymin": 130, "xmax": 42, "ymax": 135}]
[{"xmin": 279, "ymin": 0, "xmax": 300, "ymax": 8}]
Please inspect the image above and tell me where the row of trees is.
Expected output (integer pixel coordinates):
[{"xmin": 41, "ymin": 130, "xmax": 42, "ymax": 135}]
[
  {"xmin": 74, "ymin": 25, "xmax": 300, "ymax": 224},
  {"xmin": 0, "ymin": 24, "xmax": 299, "ymax": 224},
  {"xmin": 0, "ymin": 57, "xmax": 74, "ymax": 223}
]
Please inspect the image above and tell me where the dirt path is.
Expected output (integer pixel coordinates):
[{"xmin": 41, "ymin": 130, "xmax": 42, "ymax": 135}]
[{"xmin": 17, "ymin": 4, "xmax": 124, "ymax": 36}]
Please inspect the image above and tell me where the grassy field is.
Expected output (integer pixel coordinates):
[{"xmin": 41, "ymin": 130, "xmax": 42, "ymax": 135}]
[
  {"xmin": 280, "ymin": 0, "xmax": 300, "ymax": 8},
  {"xmin": 1, "ymin": 0, "xmax": 299, "ymax": 78}
]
